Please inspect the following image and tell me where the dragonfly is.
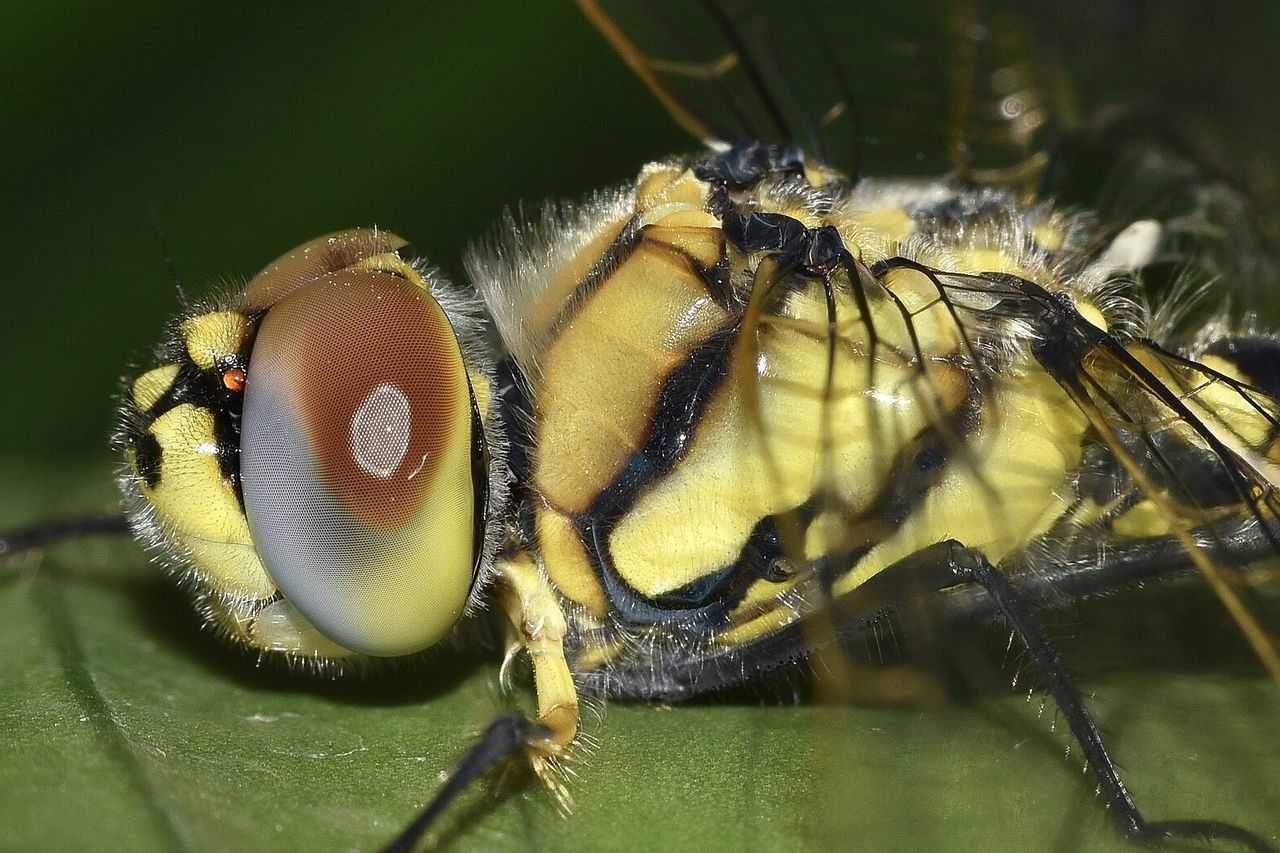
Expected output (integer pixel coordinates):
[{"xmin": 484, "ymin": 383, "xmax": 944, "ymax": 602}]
[{"xmin": 2, "ymin": 1, "xmax": 1280, "ymax": 850}]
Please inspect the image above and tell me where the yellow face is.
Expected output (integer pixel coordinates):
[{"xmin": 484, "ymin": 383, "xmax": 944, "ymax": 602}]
[{"xmin": 118, "ymin": 230, "xmax": 502, "ymax": 663}]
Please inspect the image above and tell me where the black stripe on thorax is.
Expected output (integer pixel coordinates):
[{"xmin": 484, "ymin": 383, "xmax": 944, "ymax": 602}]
[
  {"xmin": 570, "ymin": 342, "xmax": 984, "ymax": 629},
  {"xmin": 835, "ymin": 366, "xmax": 984, "ymax": 540},
  {"xmin": 493, "ymin": 358, "xmax": 540, "ymax": 550},
  {"xmin": 536, "ymin": 215, "xmax": 644, "ymax": 350},
  {"xmin": 574, "ymin": 325, "xmax": 744, "ymax": 626}
]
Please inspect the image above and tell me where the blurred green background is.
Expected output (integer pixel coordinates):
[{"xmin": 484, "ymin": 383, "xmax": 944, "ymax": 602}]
[
  {"xmin": 2, "ymin": 2, "xmax": 1279, "ymax": 852},
  {"xmin": 1, "ymin": 1, "xmax": 678, "ymax": 481},
  {"xmin": 3, "ymin": 0, "xmax": 1278, "ymax": 475}
]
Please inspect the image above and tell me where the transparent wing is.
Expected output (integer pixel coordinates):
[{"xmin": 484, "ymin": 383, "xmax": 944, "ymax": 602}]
[
  {"xmin": 578, "ymin": 0, "xmax": 960, "ymax": 176},
  {"xmin": 922, "ymin": 266, "xmax": 1280, "ymax": 680},
  {"xmin": 565, "ymin": 0, "xmax": 1280, "ymax": 692}
]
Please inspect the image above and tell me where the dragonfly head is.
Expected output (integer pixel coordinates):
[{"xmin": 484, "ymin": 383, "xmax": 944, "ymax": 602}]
[{"xmin": 117, "ymin": 229, "xmax": 503, "ymax": 663}]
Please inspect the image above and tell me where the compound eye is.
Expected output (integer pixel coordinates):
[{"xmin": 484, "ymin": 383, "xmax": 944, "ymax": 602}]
[{"xmin": 240, "ymin": 270, "xmax": 479, "ymax": 657}]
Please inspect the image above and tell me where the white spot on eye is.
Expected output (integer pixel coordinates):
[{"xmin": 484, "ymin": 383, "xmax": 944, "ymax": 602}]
[{"xmin": 349, "ymin": 382, "xmax": 411, "ymax": 478}]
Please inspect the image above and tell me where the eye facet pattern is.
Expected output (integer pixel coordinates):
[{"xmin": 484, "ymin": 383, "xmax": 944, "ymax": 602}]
[{"xmin": 241, "ymin": 269, "xmax": 480, "ymax": 657}]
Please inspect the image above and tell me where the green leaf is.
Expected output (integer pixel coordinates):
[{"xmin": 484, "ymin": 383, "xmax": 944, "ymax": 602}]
[{"xmin": 2, "ymin": 460, "xmax": 1278, "ymax": 852}]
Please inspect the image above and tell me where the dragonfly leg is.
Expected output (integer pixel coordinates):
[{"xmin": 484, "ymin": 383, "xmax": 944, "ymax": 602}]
[
  {"xmin": 495, "ymin": 550, "xmax": 581, "ymax": 760},
  {"xmin": 381, "ymin": 712, "xmax": 546, "ymax": 853},
  {"xmin": 939, "ymin": 539, "xmax": 1274, "ymax": 852},
  {"xmin": 0, "ymin": 512, "xmax": 129, "ymax": 558},
  {"xmin": 382, "ymin": 550, "xmax": 580, "ymax": 851}
]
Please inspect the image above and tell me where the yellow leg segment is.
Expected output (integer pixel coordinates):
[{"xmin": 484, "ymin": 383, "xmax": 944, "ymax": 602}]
[{"xmin": 495, "ymin": 551, "xmax": 581, "ymax": 763}]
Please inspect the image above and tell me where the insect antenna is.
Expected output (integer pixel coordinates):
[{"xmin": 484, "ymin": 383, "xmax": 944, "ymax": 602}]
[
  {"xmin": 729, "ymin": 0, "xmax": 827, "ymax": 160},
  {"xmin": 579, "ymin": 1, "xmax": 850, "ymax": 163},
  {"xmin": 147, "ymin": 201, "xmax": 189, "ymax": 306}
]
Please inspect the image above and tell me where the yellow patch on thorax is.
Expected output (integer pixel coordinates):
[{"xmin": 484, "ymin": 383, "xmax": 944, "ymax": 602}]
[
  {"xmin": 834, "ymin": 360, "xmax": 1088, "ymax": 597},
  {"xmin": 532, "ymin": 228, "xmax": 732, "ymax": 514}
]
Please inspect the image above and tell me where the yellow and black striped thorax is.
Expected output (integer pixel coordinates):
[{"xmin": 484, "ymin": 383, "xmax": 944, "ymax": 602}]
[{"xmin": 478, "ymin": 142, "xmax": 1280, "ymax": 700}]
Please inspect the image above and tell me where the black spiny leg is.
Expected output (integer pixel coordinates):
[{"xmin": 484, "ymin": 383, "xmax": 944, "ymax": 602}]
[
  {"xmin": 382, "ymin": 713, "xmax": 547, "ymax": 853},
  {"xmin": 0, "ymin": 512, "xmax": 130, "ymax": 557},
  {"xmin": 941, "ymin": 541, "xmax": 1273, "ymax": 852}
]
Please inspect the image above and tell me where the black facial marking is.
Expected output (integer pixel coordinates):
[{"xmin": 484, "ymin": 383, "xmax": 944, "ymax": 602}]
[
  {"xmin": 132, "ymin": 432, "xmax": 163, "ymax": 488},
  {"xmin": 123, "ymin": 315, "xmax": 257, "ymax": 501}
]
